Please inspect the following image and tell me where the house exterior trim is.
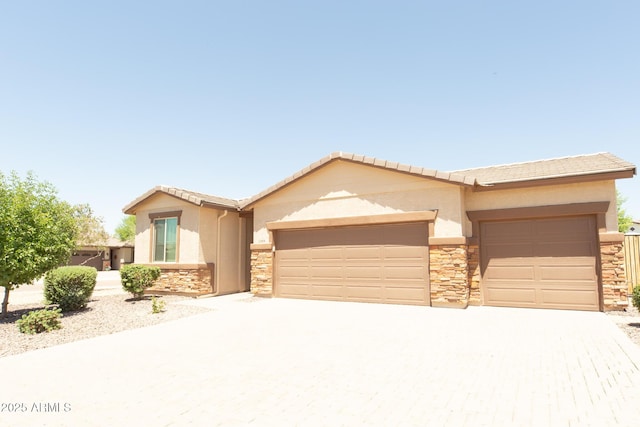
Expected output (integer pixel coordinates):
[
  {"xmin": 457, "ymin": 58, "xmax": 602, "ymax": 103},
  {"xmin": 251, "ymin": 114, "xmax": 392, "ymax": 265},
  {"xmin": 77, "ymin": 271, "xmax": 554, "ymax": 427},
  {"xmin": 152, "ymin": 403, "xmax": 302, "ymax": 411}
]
[{"xmin": 266, "ymin": 211, "xmax": 437, "ymax": 232}]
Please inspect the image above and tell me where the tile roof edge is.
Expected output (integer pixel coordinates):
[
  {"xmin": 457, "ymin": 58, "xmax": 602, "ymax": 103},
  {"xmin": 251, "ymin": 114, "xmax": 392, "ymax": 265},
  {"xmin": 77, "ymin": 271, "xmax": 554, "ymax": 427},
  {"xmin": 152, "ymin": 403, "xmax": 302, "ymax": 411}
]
[{"xmin": 449, "ymin": 152, "xmax": 622, "ymax": 174}]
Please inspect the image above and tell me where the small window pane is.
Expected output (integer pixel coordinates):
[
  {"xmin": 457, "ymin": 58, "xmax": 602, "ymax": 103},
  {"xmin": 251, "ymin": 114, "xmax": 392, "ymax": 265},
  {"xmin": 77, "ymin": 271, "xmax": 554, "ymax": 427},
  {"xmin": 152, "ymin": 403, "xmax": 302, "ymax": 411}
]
[
  {"xmin": 165, "ymin": 218, "xmax": 178, "ymax": 262},
  {"xmin": 153, "ymin": 219, "xmax": 166, "ymax": 262}
]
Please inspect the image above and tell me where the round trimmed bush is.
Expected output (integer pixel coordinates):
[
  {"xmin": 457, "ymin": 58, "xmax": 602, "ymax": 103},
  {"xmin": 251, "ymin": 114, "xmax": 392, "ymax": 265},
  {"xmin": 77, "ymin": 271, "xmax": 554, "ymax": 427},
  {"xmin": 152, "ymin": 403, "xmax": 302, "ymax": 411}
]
[
  {"xmin": 120, "ymin": 264, "xmax": 161, "ymax": 298},
  {"xmin": 44, "ymin": 266, "xmax": 97, "ymax": 312},
  {"xmin": 632, "ymin": 285, "xmax": 640, "ymax": 311}
]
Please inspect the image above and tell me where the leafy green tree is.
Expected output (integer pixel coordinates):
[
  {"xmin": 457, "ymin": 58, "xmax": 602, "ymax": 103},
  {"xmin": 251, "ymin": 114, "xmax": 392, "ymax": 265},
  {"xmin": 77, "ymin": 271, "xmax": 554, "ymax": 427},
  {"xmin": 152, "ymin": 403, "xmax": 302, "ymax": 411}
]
[
  {"xmin": 115, "ymin": 215, "xmax": 136, "ymax": 243},
  {"xmin": 74, "ymin": 204, "xmax": 109, "ymax": 246},
  {"xmin": 0, "ymin": 172, "xmax": 78, "ymax": 317},
  {"xmin": 617, "ymin": 190, "xmax": 633, "ymax": 233},
  {"xmin": 73, "ymin": 203, "xmax": 109, "ymax": 266}
]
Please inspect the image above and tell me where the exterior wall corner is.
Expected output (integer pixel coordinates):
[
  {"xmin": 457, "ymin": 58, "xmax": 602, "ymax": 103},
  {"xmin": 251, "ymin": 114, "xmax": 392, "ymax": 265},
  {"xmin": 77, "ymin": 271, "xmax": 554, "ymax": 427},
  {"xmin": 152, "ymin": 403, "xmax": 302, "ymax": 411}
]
[
  {"xmin": 251, "ymin": 247, "xmax": 273, "ymax": 296},
  {"xmin": 429, "ymin": 244, "xmax": 470, "ymax": 308},
  {"xmin": 601, "ymin": 241, "xmax": 628, "ymax": 311}
]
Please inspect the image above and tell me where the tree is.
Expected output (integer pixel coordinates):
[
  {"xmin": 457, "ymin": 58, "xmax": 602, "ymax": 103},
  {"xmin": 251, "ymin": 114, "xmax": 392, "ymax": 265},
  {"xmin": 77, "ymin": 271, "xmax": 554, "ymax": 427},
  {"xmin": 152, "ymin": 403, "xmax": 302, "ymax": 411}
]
[
  {"xmin": 617, "ymin": 190, "xmax": 633, "ymax": 233},
  {"xmin": 0, "ymin": 172, "xmax": 78, "ymax": 316},
  {"xmin": 74, "ymin": 204, "xmax": 109, "ymax": 246},
  {"xmin": 73, "ymin": 203, "xmax": 109, "ymax": 266},
  {"xmin": 115, "ymin": 215, "xmax": 136, "ymax": 243}
]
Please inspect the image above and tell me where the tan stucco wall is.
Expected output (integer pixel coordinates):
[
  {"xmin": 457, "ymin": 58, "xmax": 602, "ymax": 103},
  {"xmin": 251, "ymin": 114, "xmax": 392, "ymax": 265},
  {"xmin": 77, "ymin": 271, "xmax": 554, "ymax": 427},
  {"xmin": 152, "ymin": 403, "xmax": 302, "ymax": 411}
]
[
  {"xmin": 464, "ymin": 180, "xmax": 619, "ymax": 235},
  {"xmin": 252, "ymin": 160, "xmax": 466, "ymax": 244}
]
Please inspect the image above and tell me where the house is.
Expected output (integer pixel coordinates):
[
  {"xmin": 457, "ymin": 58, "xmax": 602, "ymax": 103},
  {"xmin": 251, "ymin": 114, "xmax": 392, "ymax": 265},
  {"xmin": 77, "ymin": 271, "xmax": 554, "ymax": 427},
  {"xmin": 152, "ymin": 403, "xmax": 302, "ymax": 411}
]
[
  {"xmin": 123, "ymin": 151, "xmax": 636, "ymax": 311},
  {"xmin": 69, "ymin": 237, "xmax": 134, "ymax": 271},
  {"xmin": 123, "ymin": 188, "xmax": 250, "ymax": 296}
]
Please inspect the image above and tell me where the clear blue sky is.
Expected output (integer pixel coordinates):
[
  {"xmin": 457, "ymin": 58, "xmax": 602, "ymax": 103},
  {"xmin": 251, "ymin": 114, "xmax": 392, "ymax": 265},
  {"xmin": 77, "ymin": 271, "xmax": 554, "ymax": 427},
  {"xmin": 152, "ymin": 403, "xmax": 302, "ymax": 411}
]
[{"xmin": 1, "ymin": 1, "xmax": 638, "ymax": 234}]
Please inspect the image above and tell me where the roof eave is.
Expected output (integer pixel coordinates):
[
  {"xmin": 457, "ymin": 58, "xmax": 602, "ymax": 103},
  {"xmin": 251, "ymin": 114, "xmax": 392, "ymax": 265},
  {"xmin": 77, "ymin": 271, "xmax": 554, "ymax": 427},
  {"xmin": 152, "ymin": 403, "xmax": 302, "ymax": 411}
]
[
  {"xmin": 123, "ymin": 186, "xmax": 238, "ymax": 215},
  {"xmin": 472, "ymin": 169, "xmax": 635, "ymax": 192}
]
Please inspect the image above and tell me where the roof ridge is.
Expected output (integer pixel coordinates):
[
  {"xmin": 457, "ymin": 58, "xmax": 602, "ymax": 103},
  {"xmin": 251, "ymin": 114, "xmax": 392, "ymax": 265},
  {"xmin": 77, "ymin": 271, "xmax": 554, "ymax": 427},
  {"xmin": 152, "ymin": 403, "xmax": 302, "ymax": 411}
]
[{"xmin": 240, "ymin": 151, "xmax": 475, "ymax": 209}]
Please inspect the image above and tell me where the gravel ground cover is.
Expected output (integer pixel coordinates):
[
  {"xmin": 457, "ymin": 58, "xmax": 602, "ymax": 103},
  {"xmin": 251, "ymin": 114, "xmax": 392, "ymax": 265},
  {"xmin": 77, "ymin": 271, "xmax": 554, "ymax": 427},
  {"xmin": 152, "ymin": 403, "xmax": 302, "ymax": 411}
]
[
  {"xmin": 2, "ymin": 294, "xmax": 640, "ymax": 358},
  {"xmin": 606, "ymin": 303, "xmax": 640, "ymax": 348},
  {"xmin": 0, "ymin": 294, "xmax": 213, "ymax": 358}
]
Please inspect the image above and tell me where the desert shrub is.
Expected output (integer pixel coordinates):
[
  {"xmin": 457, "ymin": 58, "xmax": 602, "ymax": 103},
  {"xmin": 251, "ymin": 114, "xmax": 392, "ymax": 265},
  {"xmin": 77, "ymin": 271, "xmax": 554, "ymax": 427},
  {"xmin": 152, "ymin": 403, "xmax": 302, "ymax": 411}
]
[
  {"xmin": 44, "ymin": 266, "xmax": 97, "ymax": 312},
  {"xmin": 151, "ymin": 296, "xmax": 166, "ymax": 314},
  {"xmin": 632, "ymin": 285, "xmax": 640, "ymax": 311},
  {"xmin": 16, "ymin": 308, "xmax": 62, "ymax": 334},
  {"xmin": 120, "ymin": 265, "xmax": 161, "ymax": 298}
]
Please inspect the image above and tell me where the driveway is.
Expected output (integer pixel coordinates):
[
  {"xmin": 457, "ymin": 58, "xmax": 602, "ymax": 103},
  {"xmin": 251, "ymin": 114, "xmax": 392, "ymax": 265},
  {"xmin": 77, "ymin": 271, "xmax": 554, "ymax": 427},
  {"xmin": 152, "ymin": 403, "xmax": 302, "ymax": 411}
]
[{"xmin": 1, "ymin": 296, "xmax": 640, "ymax": 426}]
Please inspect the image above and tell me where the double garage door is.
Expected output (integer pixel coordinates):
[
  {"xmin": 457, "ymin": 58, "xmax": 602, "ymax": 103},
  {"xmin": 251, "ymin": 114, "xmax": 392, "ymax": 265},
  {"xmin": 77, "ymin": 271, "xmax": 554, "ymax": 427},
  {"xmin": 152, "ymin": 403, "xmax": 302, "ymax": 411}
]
[
  {"xmin": 481, "ymin": 216, "xmax": 599, "ymax": 311},
  {"xmin": 273, "ymin": 215, "xmax": 599, "ymax": 311},
  {"xmin": 275, "ymin": 223, "xmax": 429, "ymax": 305}
]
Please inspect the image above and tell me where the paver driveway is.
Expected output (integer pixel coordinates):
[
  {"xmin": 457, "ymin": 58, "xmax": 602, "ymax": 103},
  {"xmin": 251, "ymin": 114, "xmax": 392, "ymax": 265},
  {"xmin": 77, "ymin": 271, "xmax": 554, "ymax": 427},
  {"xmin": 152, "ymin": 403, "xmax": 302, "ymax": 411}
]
[{"xmin": 1, "ymin": 295, "xmax": 640, "ymax": 426}]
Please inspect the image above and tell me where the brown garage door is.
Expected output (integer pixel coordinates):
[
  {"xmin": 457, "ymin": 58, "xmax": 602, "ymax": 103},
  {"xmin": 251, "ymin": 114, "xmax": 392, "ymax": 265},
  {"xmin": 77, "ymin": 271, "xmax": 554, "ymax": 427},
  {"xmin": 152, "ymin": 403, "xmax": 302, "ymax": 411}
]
[
  {"xmin": 275, "ymin": 223, "xmax": 429, "ymax": 305},
  {"xmin": 70, "ymin": 251, "xmax": 103, "ymax": 271},
  {"xmin": 481, "ymin": 216, "xmax": 599, "ymax": 311}
]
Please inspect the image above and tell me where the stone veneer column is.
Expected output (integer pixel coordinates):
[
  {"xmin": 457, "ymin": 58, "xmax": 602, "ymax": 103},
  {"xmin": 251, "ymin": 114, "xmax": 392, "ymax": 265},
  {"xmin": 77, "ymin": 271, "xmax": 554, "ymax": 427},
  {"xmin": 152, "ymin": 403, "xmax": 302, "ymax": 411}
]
[
  {"xmin": 429, "ymin": 244, "xmax": 470, "ymax": 308},
  {"xmin": 467, "ymin": 244, "xmax": 481, "ymax": 306},
  {"xmin": 250, "ymin": 245, "xmax": 273, "ymax": 296},
  {"xmin": 601, "ymin": 240, "xmax": 627, "ymax": 311}
]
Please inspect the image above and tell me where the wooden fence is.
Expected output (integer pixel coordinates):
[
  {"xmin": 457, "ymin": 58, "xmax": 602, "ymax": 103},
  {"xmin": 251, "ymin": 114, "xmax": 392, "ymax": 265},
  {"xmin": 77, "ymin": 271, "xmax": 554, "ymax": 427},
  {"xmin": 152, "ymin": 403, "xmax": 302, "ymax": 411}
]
[{"xmin": 625, "ymin": 234, "xmax": 640, "ymax": 293}]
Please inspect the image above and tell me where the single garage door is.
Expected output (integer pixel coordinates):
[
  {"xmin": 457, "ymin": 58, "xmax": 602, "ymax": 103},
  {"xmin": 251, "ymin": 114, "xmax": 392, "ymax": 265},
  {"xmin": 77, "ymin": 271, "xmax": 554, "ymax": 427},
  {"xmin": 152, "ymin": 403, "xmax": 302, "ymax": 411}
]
[
  {"xmin": 275, "ymin": 223, "xmax": 429, "ymax": 305},
  {"xmin": 481, "ymin": 216, "xmax": 599, "ymax": 311}
]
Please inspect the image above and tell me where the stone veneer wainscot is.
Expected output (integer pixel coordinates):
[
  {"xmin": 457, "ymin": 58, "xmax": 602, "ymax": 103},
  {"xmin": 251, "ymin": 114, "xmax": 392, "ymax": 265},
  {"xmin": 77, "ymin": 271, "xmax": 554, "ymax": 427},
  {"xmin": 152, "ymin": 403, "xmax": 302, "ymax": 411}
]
[{"xmin": 145, "ymin": 264, "xmax": 214, "ymax": 296}]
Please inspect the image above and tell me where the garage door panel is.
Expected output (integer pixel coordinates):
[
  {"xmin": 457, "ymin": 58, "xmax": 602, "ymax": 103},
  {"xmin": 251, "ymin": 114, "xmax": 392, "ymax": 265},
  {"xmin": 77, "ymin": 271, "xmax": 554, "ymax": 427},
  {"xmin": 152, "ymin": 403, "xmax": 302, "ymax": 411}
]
[
  {"xmin": 278, "ymin": 266, "xmax": 311, "ymax": 279},
  {"xmin": 344, "ymin": 266, "xmax": 383, "ymax": 280},
  {"xmin": 537, "ymin": 217, "xmax": 594, "ymax": 236},
  {"xmin": 481, "ymin": 216, "xmax": 599, "ymax": 311},
  {"xmin": 486, "ymin": 288, "xmax": 537, "ymax": 304},
  {"xmin": 540, "ymin": 289, "xmax": 598, "ymax": 308},
  {"xmin": 309, "ymin": 247, "xmax": 343, "ymax": 260},
  {"xmin": 384, "ymin": 287, "xmax": 427, "ymax": 302},
  {"xmin": 384, "ymin": 266, "xmax": 428, "ymax": 280},
  {"xmin": 343, "ymin": 246, "xmax": 381, "ymax": 259},
  {"xmin": 346, "ymin": 285, "xmax": 382, "ymax": 299},
  {"xmin": 535, "ymin": 242, "xmax": 596, "ymax": 257},
  {"xmin": 309, "ymin": 266, "xmax": 343, "ymax": 279},
  {"xmin": 278, "ymin": 283, "xmax": 311, "ymax": 297},
  {"xmin": 483, "ymin": 243, "xmax": 535, "ymax": 258},
  {"xmin": 539, "ymin": 264, "xmax": 596, "ymax": 282},
  {"xmin": 484, "ymin": 265, "xmax": 535, "ymax": 281},
  {"xmin": 275, "ymin": 223, "xmax": 429, "ymax": 305},
  {"xmin": 384, "ymin": 246, "xmax": 426, "ymax": 258},
  {"xmin": 311, "ymin": 284, "xmax": 345, "ymax": 298},
  {"xmin": 483, "ymin": 220, "xmax": 533, "ymax": 238}
]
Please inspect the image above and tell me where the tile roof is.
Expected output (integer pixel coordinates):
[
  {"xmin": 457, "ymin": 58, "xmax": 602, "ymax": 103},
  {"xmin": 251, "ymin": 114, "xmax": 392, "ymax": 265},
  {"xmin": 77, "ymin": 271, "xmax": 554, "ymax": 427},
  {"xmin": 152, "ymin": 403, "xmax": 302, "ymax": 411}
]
[
  {"xmin": 450, "ymin": 152, "xmax": 636, "ymax": 185},
  {"xmin": 123, "ymin": 152, "xmax": 636, "ymax": 213},
  {"xmin": 123, "ymin": 185, "xmax": 239, "ymax": 214}
]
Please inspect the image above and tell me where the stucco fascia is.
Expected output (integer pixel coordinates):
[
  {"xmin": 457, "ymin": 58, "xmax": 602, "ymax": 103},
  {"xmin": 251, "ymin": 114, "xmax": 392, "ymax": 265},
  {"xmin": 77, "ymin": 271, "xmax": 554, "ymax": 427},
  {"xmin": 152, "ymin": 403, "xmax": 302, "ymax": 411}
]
[
  {"xmin": 464, "ymin": 180, "xmax": 619, "ymax": 232},
  {"xmin": 251, "ymin": 160, "xmax": 465, "ymax": 244}
]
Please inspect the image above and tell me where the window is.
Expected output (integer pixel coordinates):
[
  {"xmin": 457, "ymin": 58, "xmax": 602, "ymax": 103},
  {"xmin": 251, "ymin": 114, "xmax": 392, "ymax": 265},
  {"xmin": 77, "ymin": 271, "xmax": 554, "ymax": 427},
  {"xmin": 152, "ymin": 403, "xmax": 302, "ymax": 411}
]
[{"xmin": 153, "ymin": 217, "xmax": 178, "ymax": 262}]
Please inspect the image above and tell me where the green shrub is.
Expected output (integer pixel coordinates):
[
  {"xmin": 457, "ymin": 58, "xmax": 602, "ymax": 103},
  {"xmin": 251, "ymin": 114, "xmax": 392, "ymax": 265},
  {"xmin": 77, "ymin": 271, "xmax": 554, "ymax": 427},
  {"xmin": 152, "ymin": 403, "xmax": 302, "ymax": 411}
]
[
  {"xmin": 16, "ymin": 308, "xmax": 62, "ymax": 334},
  {"xmin": 151, "ymin": 296, "xmax": 166, "ymax": 314},
  {"xmin": 120, "ymin": 265, "xmax": 161, "ymax": 298},
  {"xmin": 44, "ymin": 266, "xmax": 97, "ymax": 312},
  {"xmin": 632, "ymin": 285, "xmax": 640, "ymax": 311}
]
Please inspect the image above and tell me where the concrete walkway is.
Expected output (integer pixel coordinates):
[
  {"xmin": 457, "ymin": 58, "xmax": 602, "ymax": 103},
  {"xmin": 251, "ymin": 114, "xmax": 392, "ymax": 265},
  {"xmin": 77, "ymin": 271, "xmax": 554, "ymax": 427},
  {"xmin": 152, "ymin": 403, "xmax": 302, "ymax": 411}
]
[{"xmin": 1, "ymin": 296, "xmax": 640, "ymax": 426}]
